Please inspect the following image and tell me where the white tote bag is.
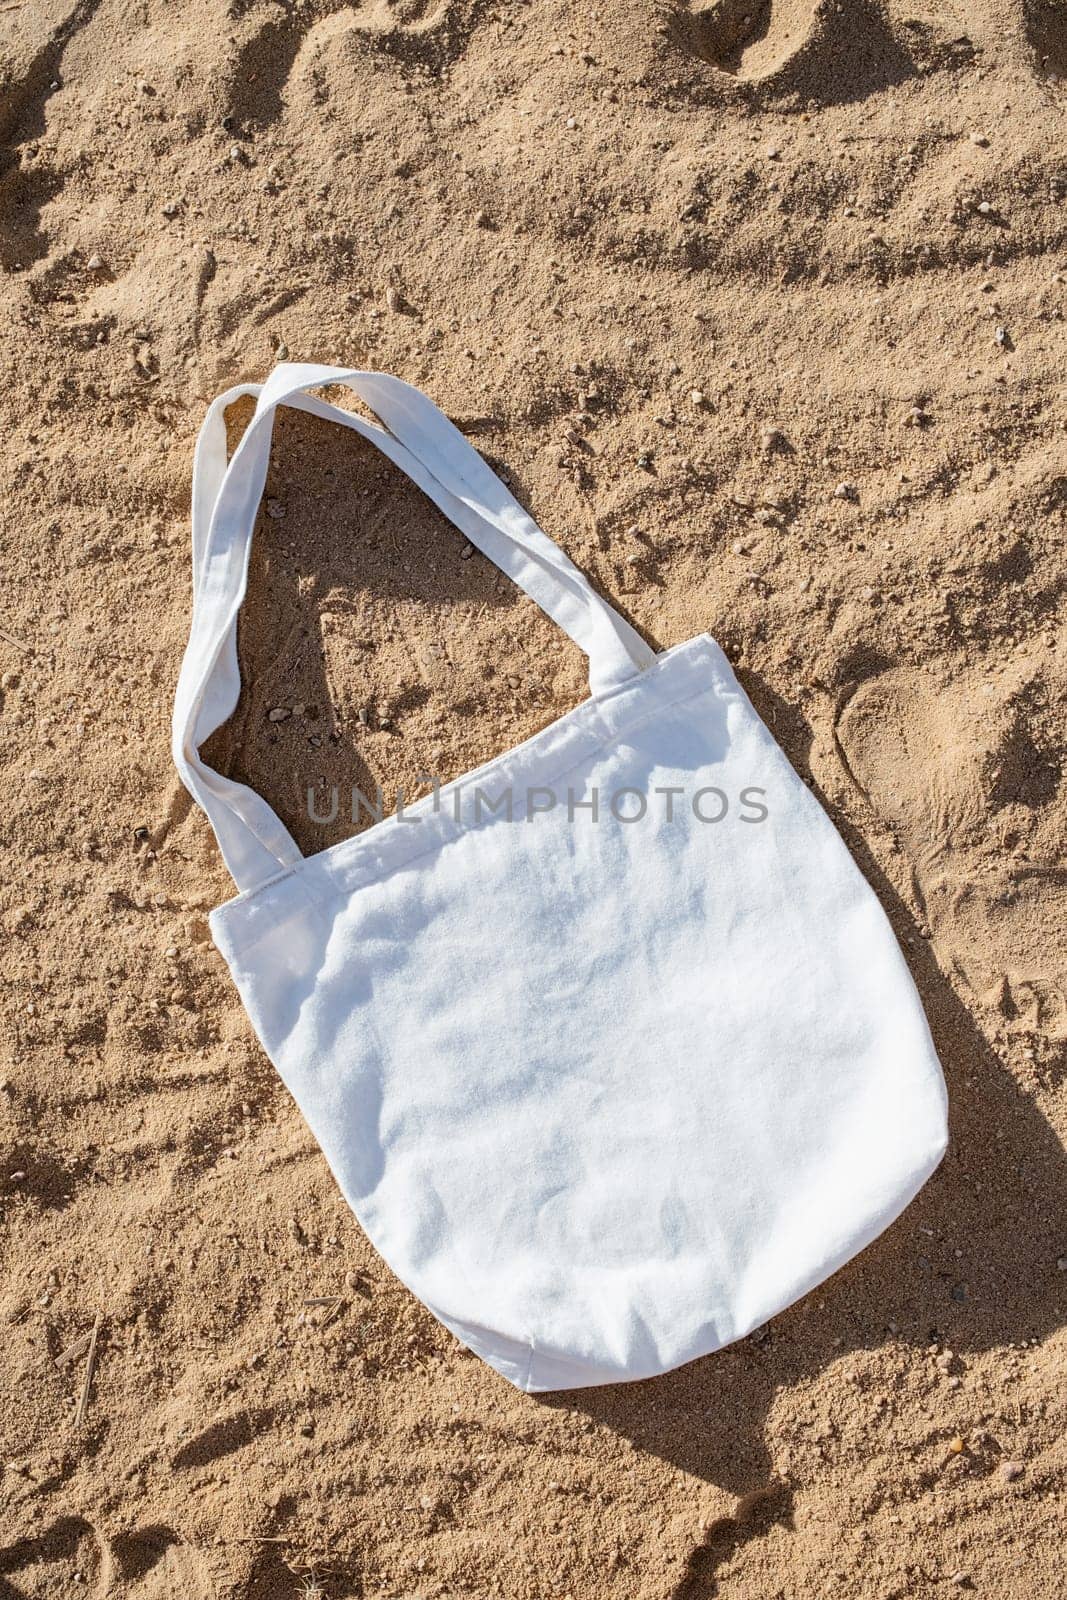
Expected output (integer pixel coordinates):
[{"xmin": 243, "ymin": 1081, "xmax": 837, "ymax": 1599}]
[{"xmin": 173, "ymin": 365, "xmax": 948, "ymax": 1392}]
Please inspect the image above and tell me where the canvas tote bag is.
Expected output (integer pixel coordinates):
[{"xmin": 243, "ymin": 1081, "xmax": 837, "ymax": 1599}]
[{"xmin": 173, "ymin": 364, "xmax": 949, "ymax": 1392}]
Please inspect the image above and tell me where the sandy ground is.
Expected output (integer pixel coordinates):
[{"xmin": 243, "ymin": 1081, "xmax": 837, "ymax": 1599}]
[{"xmin": 1, "ymin": 0, "xmax": 1066, "ymax": 1596}]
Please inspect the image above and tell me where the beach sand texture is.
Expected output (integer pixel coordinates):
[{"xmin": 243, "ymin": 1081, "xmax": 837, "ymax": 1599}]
[{"xmin": 1, "ymin": 0, "xmax": 1065, "ymax": 1595}]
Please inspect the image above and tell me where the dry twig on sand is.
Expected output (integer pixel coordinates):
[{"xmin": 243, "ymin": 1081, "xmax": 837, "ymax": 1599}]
[{"xmin": 74, "ymin": 1313, "xmax": 102, "ymax": 1428}]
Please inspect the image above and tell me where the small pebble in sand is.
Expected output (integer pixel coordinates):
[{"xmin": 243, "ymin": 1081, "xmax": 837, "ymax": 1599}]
[
  {"xmin": 948, "ymin": 1436, "xmax": 965, "ymax": 1454},
  {"xmin": 10, "ymin": 1171, "xmax": 26, "ymax": 1183},
  {"xmin": 268, "ymin": 707, "xmax": 291, "ymax": 723},
  {"xmin": 766, "ymin": 145, "xmax": 781, "ymax": 160},
  {"xmin": 905, "ymin": 405, "xmax": 927, "ymax": 426},
  {"xmin": 276, "ymin": 342, "xmax": 289, "ymax": 360},
  {"xmin": 87, "ymin": 254, "xmax": 104, "ymax": 271},
  {"xmin": 970, "ymin": 132, "xmax": 990, "ymax": 146},
  {"xmin": 730, "ymin": 539, "xmax": 746, "ymax": 555},
  {"xmin": 1057, "ymin": 1255, "xmax": 1067, "ymax": 1271},
  {"xmin": 266, "ymin": 499, "xmax": 286, "ymax": 519},
  {"xmin": 1, "ymin": 671, "xmax": 18, "ymax": 689},
  {"xmin": 995, "ymin": 325, "xmax": 1009, "ymax": 346},
  {"xmin": 977, "ymin": 200, "xmax": 993, "ymax": 215},
  {"xmin": 386, "ymin": 286, "xmax": 403, "ymax": 312},
  {"xmin": 161, "ymin": 200, "xmax": 180, "ymax": 217},
  {"xmin": 1000, "ymin": 1461, "xmax": 1024, "ymax": 1482},
  {"xmin": 689, "ymin": 389, "xmax": 705, "ymax": 406},
  {"xmin": 833, "ymin": 481, "xmax": 857, "ymax": 500}
]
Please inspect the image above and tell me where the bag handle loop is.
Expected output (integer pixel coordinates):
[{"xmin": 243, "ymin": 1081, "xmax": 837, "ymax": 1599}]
[{"xmin": 172, "ymin": 365, "xmax": 656, "ymax": 895}]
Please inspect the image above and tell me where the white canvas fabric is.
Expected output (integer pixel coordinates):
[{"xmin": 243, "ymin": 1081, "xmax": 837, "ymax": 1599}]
[{"xmin": 173, "ymin": 365, "xmax": 949, "ymax": 1393}]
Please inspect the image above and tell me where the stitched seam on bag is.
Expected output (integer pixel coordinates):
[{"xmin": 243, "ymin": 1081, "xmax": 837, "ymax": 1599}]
[{"xmin": 217, "ymin": 671, "xmax": 728, "ymax": 958}]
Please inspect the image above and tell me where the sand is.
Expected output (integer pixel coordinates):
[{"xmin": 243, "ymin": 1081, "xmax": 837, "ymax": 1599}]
[{"xmin": 1, "ymin": 0, "xmax": 1065, "ymax": 1595}]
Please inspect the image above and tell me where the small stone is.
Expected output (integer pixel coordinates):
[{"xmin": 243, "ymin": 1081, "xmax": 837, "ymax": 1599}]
[
  {"xmin": 995, "ymin": 325, "xmax": 1009, "ymax": 346},
  {"xmin": 948, "ymin": 1574, "xmax": 968, "ymax": 1587},
  {"xmin": 1057, "ymin": 1255, "xmax": 1067, "ymax": 1271},
  {"xmin": 86, "ymin": 254, "xmax": 104, "ymax": 271},
  {"xmin": 766, "ymin": 145, "xmax": 781, "ymax": 160},
  {"xmin": 566, "ymin": 117, "xmax": 577, "ymax": 129},
  {"xmin": 948, "ymin": 1435, "xmax": 966, "ymax": 1454},
  {"xmin": 689, "ymin": 389, "xmax": 705, "ymax": 406},
  {"xmin": 970, "ymin": 132, "xmax": 990, "ymax": 146},
  {"xmin": 506, "ymin": 675, "xmax": 521, "ymax": 689},
  {"xmin": 9, "ymin": 1171, "xmax": 26, "ymax": 1182},
  {"xmin": 275, "ymin": 342, "xmax": 289, "ymax": 360},
  {"xmin": 1000, "ymin": 1460, "xmax": 1024, "ymax": 1482},
  {"xmin": 977, "ymin": 200, "xmax": 993, "ymax": 215},
  {"xmin": 833, "ymin": 481, "xmax": 857, "ymax": 500},
  {"xmin": 1, "ymin": 672, "xmax": 19, "ymax": 689},
  {"xmin": 730, "ymin": 539, "xmax": 746, "ymax": 555},
  {"xmin": 460, "ymin": 543, "xmax": 474, "ymax": 559},
  {"xmin": 761, "ymin": 427, "xmax": 786, "ymax": 453},
  {"xmin": 268, "ymin": 707, "xmax": 291, "ymax": 723},
  {"xmin": 385, "ymin": 286, "xmax": 403, "ymax": 312},
  {"xmin": 905, "ymin": 406, "xmax": 927, "ymax": 426},
  {"xmin": 265, "ymin": 499, "xmax": 286, "ymax": 520},
  {"xmin": 161, "ymin": 200, "xmax": 180, "ymax": 218}
]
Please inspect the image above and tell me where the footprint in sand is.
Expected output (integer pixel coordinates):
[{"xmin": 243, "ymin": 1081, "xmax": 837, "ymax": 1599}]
[
  {"xmin": 836, "ymin": 664, "xmax": 1066, "ymax": 1041},
  {"xmin": 667, "ymin": 0, "xmax": 819, "ymax": 80},
  {"xmin": 1026, "ymin": 0, "xmax": 1067, "ymax": 78},
  {"xmin": 0, "ymin": 1518, "xmax": 214, "ymax": 1599},
  {"xmin": 111, "ymin": 1525, "xmax": 216, "ymax": 1598},
  {"xmin": 0, "ymin": 1516, "xmax": 109, "ymax": 1597}
]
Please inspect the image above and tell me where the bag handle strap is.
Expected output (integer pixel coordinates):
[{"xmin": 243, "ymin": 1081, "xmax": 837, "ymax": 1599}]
[{"xmin": 172, "ymin": 364, "xmax": 655, "ymax": 895}]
